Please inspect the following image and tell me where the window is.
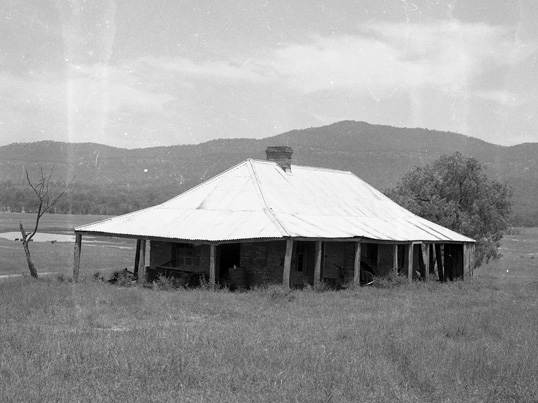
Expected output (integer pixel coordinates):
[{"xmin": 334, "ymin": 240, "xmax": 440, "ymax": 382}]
[
  {"xmin": 175, "ymin": 243, "xmax": 201, "ymax": 267},
  {"xmin": 295, "ymin": 242, "xmax": 307, "ymax": 272}
]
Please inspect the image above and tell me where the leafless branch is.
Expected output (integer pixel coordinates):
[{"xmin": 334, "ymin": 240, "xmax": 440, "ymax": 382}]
[{"xmin": 23, "ymin": 165, "xmax": 75, "ymax": 242}]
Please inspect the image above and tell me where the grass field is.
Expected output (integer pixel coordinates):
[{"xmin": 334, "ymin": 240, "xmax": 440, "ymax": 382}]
[
  {"xmin": 1, "ymin": 213, "xmax": 537, "ymax": 402},
  {"xmin": 1, "ymin": 277, "xmax": 536, "ymax": 402},
  {"xmin": 0, "ymin": 213, "xmax": 134, "ymax": 277},
  {"xmin": 475, "ymin": 227, "xmax": 538, "ymax": 283}
]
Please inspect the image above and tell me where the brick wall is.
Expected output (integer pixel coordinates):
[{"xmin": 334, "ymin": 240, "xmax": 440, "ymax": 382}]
[
  {"xmin": 240, "ymin": 241, "xmax": 286, "ymax": 286},
  {"xmin": 150, "ymin": 241, "xmax": 172, "ymax": 266}
]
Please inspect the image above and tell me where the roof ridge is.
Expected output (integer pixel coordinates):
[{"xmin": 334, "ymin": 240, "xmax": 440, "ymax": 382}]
[
  {"xmin": 247, "ymin": 160, "xmax": 291, "ymax": 237},
  {"xmin": 250, "ymin": 158, "xmax": 353, "ymax": 175}
]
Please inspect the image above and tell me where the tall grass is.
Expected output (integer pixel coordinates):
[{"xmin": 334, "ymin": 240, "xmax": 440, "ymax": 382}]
[{"xmin": 1, "ymin": 277, "xmax": 537, "ymax": 402}]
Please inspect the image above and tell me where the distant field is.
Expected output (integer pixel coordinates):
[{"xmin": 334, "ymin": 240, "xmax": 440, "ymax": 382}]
[
  {"xmin": 0, "ymin": 212, "xmax": 111, "ymax": 233},
  {"xmin": 476, "ymin": 227, "xmax": 538, "ymax": 282},
  {"xmin": 0, "ymin": 213, "xmax": 134, "ymax": 277}
]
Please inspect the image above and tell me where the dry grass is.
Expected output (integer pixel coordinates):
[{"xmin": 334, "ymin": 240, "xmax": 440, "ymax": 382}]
[
  {"xmin": 1, "ymin": 214, "xmax": 538, "ymax": 401},
  {"xmin": 0, "ymin": 277, "xmax": 537, "ymax": 402}
]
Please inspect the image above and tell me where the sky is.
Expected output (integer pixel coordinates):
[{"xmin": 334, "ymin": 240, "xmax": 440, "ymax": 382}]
[{"xmin": 1, "ymin": 0, "xmax": 537, "ymax": 149}]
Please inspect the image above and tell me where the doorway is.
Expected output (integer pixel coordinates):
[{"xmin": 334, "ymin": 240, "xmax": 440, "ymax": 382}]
[{"xmin": 219, "ymin": 243, "xmax": 241, "ymax": 281}]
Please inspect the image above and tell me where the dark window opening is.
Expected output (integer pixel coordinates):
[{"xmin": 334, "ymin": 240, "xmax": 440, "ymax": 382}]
[
  {"xmin": 295, "ymin": 241, "xmax": 307, "ymax": 272},
  {"xmin": 176, "ymin": 243, "xmax": 201, "ymax": 267},
  {"xmin": 219, "ymin": 243, "xmax": 241, "ymax": 278}
]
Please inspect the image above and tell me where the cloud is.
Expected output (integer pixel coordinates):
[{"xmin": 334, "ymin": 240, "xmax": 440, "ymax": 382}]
[
  {"xmin": 474, "ymin": 90, "xmax": 520, "ymax": 107},
  {"xmin": 78, "ymin": 19, "xmax": 531, "ymax": 108},
  {"xmin": 0, "ymin": 63, "xmax": 176, "ymax": 146},
  {"xmin": 1, "ymin": 63, "xmax": 175, "ymax": 116},
  {"xmin": 265, "ymin": 20, "xmax": 532, "ymax": 101},
  {"xmin": 66, "ymin": 63, "xmax": 175, "ymax": 112},
  {"xmin": 3, "ymin": 18, "xmax": 535, "ymax": 148},
  {"xmin": 131, "ymin": 56, "xmax": 268, "ymax": 84}
]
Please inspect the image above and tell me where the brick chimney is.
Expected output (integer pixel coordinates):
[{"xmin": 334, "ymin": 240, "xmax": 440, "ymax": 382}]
[{"xmin": 265, "ymin": 146, "xmax": 293, "ymax": 172}]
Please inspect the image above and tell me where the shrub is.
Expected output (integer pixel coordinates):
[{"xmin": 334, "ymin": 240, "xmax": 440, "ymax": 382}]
[
  {"xmin": 371, "ymin": 271, "xmax": 409, "ymax": 289},
  {"xmin": 108, "ymin": 268, "xmax": 136, "ymax": 287}
]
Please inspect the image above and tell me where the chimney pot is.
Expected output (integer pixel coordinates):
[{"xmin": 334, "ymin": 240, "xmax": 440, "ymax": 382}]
[{"xmin": 265, "ymin": 146, "xmax": 293, "ymax": 172}]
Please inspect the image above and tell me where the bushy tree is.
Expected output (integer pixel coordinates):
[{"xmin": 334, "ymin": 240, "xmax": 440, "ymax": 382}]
[{"xmin": 385, "ymin": 152, "xmax": 512, "ymax": 268}]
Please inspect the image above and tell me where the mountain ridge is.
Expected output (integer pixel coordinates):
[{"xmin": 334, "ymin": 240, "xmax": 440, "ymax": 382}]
[{"xmin": 1, "ymin": 121, "xmax": 537, "ymax": 225}]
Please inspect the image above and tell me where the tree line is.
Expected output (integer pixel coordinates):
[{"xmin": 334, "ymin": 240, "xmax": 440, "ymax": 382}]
[{"xmin": 0, "ymin": 181, "xmax": 184, "ymax": 216}]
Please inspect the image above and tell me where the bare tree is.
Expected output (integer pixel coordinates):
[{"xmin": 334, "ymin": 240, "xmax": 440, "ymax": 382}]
[{"xmin": 19, "ymin": 166, "xmax": 74, "ymax": 278}]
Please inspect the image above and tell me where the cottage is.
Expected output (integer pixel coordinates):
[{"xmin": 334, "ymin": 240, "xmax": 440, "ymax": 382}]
[{"xmin": 73, "ymin": 146, "xmax": 475, "ymax": 287}]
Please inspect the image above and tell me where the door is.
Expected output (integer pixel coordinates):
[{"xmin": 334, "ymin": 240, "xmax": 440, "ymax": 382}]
[{"xmin": 323, "ymin": 242, "xmax": 347, "ymax": 285}]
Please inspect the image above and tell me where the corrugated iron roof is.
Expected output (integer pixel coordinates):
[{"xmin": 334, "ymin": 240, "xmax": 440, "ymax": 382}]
[{"xmin": 75, "ymin": 159, "xmax": 475, "ymax": 243}]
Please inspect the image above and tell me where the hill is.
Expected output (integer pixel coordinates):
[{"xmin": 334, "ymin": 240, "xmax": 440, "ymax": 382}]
[{"xmin": 1, "ymin": 121, "xmax": 537, "ymax": 224}]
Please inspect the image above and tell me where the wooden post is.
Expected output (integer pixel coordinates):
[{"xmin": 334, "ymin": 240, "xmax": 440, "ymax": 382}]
[
  {"xmin": 469, "ymin": 243, "xmax": 475, "ymax": 278},
  {"xmin": 283, "ymin": 239, "xmax": 293, "ymax": 288},
  {"xmin": 209, "ymin": 244, "xmax": 216, "ymax": 287},
  {"xmin": 314, "ymin": 241, "xmax": 322, "ymax": 288},
  {"xmin": 430, "ymin": 244, "xmax": 436, "ymax": 279},
  {"xmin": 463, "ymin": 243, "xmax": 474, "ymax": 280},
  {"xmin": 353, "ymin": 242, "xmax": 361, "ymax": 285},
  {"xmin": 407, "ymin": 243, "xmax": 413, "ymax": 282},
  {"xmin": 444, "ymin": 244, "xmax": 449, "ymax": 281},
  {"xmin": 422, "ymin": 243, "xmax": 430, "ymax": 282},
  {"xmin": 133, "ymin": 239, "xmax": 141, "ymax": 275},
  {"xmin": 73, "ymin": 233, "xmax": 82, "ymax": 282},
  {"xmin": 436, "ymin": 244, "xmax": 444, "ymax": 281},
  {"xmin": 393, "ymin": 244, "xmax": 399, "ymax": 272},
  {"xmin": 137, "ymin": 239, "xmax": 146, "ymax": 283},
  {"xmin": 462, "ymin": 243, "xmax": 469, "ymax": 280}
]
